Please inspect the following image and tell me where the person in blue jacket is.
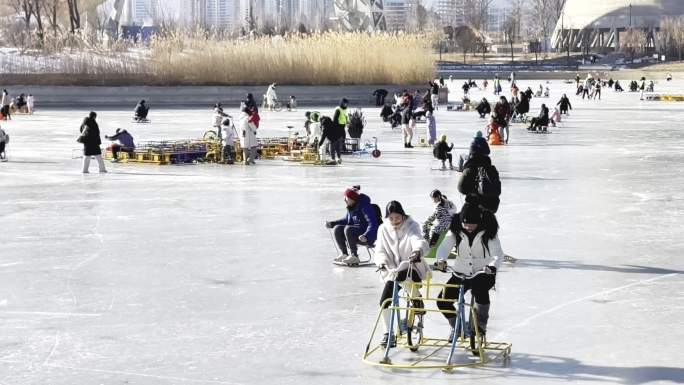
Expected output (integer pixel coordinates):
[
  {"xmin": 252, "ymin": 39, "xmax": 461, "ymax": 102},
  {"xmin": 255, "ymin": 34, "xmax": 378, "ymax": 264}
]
[{"xmin": 325, "ymin": 186, "xmax": 379, "ymax": 266}]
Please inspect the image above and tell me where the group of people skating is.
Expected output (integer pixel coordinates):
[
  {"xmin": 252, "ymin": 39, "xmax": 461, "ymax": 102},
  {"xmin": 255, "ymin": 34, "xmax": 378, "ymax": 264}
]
[
  {"xmin": 324, "ymin": 130, "xmax": 503, "ymax": 350},
  {"xmin": 1, "ymin": 89, "xmax": 34, "ymax": 121}
]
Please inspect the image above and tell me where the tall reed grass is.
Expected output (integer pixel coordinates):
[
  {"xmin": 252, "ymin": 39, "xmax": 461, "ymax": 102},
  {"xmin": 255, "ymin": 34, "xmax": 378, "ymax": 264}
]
[
  {"xmin": 2, "ymin": 32, "xmax": 435, "ymax": 85},
  {"xmin": 147, "ymin": 32, "xmax": 435, "ymax": 85}
]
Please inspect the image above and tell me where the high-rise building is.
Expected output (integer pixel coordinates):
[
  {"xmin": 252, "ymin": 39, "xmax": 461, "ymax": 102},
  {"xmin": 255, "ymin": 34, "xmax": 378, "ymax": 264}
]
[
  {"xmin": 485, "ymin": 7, "xmax": 505, "ymax": 33},
  {"xmin": 435, "ymin": 0, "xmax": 464, "ymax": 27},
  {"xmin": 205, "ymin": 0, "xmax": 234, "ymax": 29},
  {"xmin": 132, "ymin": 0, "xmax": 157, "ymax": 24},
  {"xmin": 384, "ymin": 0, "xmax": 413, "ymax": 31}
]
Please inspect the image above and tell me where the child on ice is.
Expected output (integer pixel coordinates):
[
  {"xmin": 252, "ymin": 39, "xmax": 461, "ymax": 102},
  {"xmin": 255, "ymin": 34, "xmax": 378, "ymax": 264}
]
[{"xmin": 426, "ymin": 110, "xmax": 436, "ymax": 145}]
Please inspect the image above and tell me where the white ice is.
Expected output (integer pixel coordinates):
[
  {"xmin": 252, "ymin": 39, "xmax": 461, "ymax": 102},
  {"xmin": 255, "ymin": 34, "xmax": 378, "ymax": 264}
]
[{"xmin": 1, "ymin": 79, "xmax": 684, "ymax": 385}]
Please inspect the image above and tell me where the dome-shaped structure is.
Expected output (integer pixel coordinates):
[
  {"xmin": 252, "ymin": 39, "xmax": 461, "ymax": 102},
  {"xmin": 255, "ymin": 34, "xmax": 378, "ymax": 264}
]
[
  {"xmin": 552, "ymin": 0, "xmax": 684, "ymax": 50},
  {"xmin": 333, "ymin": 0, "xmax": 386, "ymax": 31}
]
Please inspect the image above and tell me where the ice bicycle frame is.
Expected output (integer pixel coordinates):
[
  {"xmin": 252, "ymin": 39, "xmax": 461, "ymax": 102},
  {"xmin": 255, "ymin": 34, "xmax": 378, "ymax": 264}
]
[{"xmin": 362, "ymin": 275, "xmax": 511, "ymax": 370}]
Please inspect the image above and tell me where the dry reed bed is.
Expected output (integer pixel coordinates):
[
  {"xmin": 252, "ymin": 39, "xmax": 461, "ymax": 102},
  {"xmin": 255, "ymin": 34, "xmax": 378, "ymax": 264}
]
[{"xmin": 2, "ymin": 33, "xmax": 435, "ymax": 85}]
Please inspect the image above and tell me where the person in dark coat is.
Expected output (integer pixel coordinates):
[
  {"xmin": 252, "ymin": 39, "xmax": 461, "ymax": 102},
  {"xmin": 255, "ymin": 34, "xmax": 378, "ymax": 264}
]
[
  {"xmin": 134, "ymin": 100, "xmax": 149, "ymax": 121},
  {"xmin": 79, "ymin": 111, "xmax": 106, "ymax": 173},
  {"xmin": 514, "ymin": 93, "xmax": 530, "ymax": 117},
  {"xmin": 493, "ymin": 96, "xmax": 511, "ymax": 143},
  {"xmin": 318, "ymin": 115, "xmax": 345, "ymax": 164},
  {"xmin": 556, "ymin": 94, "xmax": 572, "ymax": 114},
  {"xmin": 457, "ymin": 139, "xmax": 500, "ymax": 213},
  {"xmin": 528, "ymin": 104, "xmax": 550, "ymax": 131},
  {"xmin": 523, "ymin": 87, "xmax": 534, "ymax": 101},
  {"xmin": 429, "ymin": 81, "xmax": 440, "ymax": 109},
  {"xmin": 325, "ymin": 186, "xmax": 379, "ymax": 265},
  {"xmin": 433, "ymin": 135, "xmax": 454, "ymax": 170},
  {"xmin": 476, "ymin": 98, "xmax": 491, "ymax": 119},
  {"xmin": 373, "ymin": 89, "xmax": 388, "ymax": 106},
  {"xmin": 244, "ymin": 93, "xmax": 259, "ymax": 113},
  {"xmin": 105, "ymin": 128, "xmax": 135, "ymax": 162}
]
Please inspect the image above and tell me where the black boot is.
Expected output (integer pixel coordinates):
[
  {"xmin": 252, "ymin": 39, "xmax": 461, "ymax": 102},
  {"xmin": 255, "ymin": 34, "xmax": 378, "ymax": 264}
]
[{"xmin": 381, "ymin": 333, "xmax": 397, "ymax": 348}]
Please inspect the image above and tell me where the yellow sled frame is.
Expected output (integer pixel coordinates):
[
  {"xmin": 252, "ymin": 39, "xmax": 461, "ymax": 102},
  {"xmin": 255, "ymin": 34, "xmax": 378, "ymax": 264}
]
[{"xmin": 362, "ymin": 277, "xmax": 511, "ymax": 371}]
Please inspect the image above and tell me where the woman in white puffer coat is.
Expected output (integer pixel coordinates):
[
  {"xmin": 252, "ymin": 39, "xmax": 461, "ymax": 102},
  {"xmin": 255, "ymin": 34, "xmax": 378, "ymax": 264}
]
[
  {"xmin": 435, "ymin": 203, "xmax": 503, "ymax": 352},
  {"xmin": 374, "ymin": 201, "xmax": 430, "ymax": 348}
]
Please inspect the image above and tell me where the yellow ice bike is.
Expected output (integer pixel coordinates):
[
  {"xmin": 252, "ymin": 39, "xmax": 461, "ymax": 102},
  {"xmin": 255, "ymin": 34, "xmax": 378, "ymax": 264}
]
[{"xmin": 363, "ymin": 264, "xmax": 511, "ymax": 371}]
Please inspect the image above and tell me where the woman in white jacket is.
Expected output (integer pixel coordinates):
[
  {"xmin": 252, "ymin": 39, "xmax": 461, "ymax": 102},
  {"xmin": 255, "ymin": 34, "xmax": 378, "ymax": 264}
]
[
  {"xmin": 435, "ymin": 203, "xmax": 503, "ymax": 347},
  {"xmin": 374, "ymin": 201, "xmax": 430, "ymax": 347},
  {"xmin": 239, "ymin": 107, "xmax": 258, "ymax": 165}
]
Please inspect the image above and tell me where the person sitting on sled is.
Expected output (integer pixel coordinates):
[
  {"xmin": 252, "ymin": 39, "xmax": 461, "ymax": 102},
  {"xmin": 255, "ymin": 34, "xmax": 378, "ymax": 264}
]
[
  {"xmin": 487, "ymin": 118, "xmax": 504, "ymax": 145},
  {"xmin": 374, "ymin": 200, "xmax": 430, "ymax": 347},
  {"xmin": 134, "ymin": 100, "xmax": 149, "ymax": 121},
  {"xmin": 422, "ymin": 189, "xmax": 456, "ymax": 248},
  {"xmin": 433, "ymin": 135, "xmax": 454, "ymax": 170},
  {"xmin": 325, "ymin": 186, "xmax": 380, "ymax": 266}
]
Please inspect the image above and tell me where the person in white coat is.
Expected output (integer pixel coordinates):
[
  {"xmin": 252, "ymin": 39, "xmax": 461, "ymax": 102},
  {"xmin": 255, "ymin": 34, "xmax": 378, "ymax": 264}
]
[
  {"xmin": 265, "ymin": 83, "xmax": 278, "ymax": 110},
  {"xmin": 212, "ymin": 103, "xmax": 229, "ymax": 138},
  {"xmin": 220, "ymin": 118, "xmax": 237, "ymax": 164},
  {"xmin": 435, "ymin": 203, "xmax": 503, "ymax": 350},
  {"xmin": 27, "ymin": 94, "xmax": 34, "ymax": 114},
  {"xmin": 374, "ymin": 201, "xmax": 430, "ymax": 348},
  {"xmin": 239, "ymin": 107, "xmax": 258, "ymax": 165}
]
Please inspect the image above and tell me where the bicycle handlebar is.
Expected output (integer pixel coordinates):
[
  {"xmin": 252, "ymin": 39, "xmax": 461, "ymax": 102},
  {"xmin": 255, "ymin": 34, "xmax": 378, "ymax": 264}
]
[{"xmin": 430, "ymin": 262, "xmax": 491, "ymax": 279}]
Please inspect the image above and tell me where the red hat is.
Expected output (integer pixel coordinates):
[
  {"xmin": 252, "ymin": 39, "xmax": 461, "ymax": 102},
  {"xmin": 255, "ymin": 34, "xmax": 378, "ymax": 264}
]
[{"xmin": 344, "ymin": 187, "xmax": 360, "ymax": 200}]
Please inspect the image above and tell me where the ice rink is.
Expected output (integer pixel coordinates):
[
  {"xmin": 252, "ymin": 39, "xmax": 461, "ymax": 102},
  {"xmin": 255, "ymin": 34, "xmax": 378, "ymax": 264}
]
[{"xmin": 1, "ymin": 79, "xmax": 684, "ymax": 384}]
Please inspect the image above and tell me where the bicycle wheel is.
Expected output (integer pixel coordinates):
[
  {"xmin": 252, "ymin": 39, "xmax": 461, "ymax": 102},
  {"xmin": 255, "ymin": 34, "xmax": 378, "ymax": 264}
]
[
  {"xmin": 203, "ymin": 130, "xmax": 218, "ymax": 140},
  {"xmin": 468, "ymin": 306, "xmax": 485, "ymax": 358},
  {"xmin": 406, "ymin": 303, "xmax": 423, "ymax": 352},
  {"xmin": 274, "ymin": 102, "xmax": 283, "ymax": 112}
]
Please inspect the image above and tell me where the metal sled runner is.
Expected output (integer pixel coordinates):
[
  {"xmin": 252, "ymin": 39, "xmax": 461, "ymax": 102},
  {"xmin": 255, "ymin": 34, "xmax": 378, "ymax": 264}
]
[{"xmin": 362, "ymin": 272, "xmax": 511, "ymax": 371}]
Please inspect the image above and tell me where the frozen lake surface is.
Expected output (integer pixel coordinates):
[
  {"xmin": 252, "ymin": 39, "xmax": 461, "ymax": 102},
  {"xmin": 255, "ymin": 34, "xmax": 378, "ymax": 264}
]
[{"xmin": 1, "ymin": 80, "xmax": 684, "ymax": 384}]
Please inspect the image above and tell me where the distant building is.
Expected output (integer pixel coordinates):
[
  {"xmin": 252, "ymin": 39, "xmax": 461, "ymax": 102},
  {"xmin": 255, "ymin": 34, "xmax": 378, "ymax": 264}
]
[
  {"xmin": 485, "ymin": 7, "xmax": 505, "ymax": 34},
  {"xmin": 435, "ymin": 0, "xmax": 464, "ymax": 27},
  {"xmin": 552, "ymin": 0, "xmax": 684, "ymax": 50},
  {"xmin": 384, "ymin": 0, "xmax": 413, "ymax": 31},
  {"xmin": 206, "ymin": 0, "xmax": 234, "ymax": 29},
  {"xmin": 132, "ymin": 0, "xmax": 156, "ymax": 24}
]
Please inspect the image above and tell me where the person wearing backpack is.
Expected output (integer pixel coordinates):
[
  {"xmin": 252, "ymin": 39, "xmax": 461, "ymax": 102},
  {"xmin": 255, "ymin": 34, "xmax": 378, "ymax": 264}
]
[
  {"xmin": 435, "ymin": 203, "xmax": 503, "ymax": 354},
  {"xmin": 457, "ymin": 137, "xmax": 500, "ymax": 213},
  {"xmin": 325, "ymin": 186, "xmax": 380, "ymax": 266}
]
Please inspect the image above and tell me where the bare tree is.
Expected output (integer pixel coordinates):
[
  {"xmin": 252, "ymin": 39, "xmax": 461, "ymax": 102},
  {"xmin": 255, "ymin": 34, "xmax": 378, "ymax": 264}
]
[
  {"xmin": 416, "ymin": 2, "xmax": 428, "ymax": 32},
  {"xmin": 452, "ymin": 25, "xmax": 480, "ymax": 63},
  {"xmin": 30, "ymin": 0, "xmax": 45, "ymax": 45},
  {"xmin": 66, "ymin": 0, "xmax": 81, "ymax": 33},
  {"xmin": 10, "ymin": 0, "xmax": 33, "ymax": 33},
  {"xmin": 463, "ymin": 0, "xmax": 493, "ymax": 31},
  {"xmin": 551, "ymin": 0, "xmax": 565, "ymax": 19},
  {"xmin": 530, "ymin": 0, "xmax": 555, "ymax": 52},
  {"xmin": 622, "ymin": 27, "xmax": 646, "ymax": 62},
  {"xmin": 503, "ymin": 12, "xmax": 518, "ymax": 62},
  {"xmin": 673, "ymin": 17, "xmax": 684, "ymax": 61},
  {"xmin": 41, "ymin": 0, "xmax": 61, "ymax": 37}
]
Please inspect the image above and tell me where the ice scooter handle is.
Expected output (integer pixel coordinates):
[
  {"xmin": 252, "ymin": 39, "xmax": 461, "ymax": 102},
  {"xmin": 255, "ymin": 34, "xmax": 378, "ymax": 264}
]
[{"xmin": 431, "ymin": 262, "xmax": 491, "ymax": 279}]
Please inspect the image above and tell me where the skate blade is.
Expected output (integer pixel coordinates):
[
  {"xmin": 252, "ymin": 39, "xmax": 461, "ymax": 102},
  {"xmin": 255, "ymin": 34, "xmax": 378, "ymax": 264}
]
[{"xmin": 332, "ymin": 261, "xmax": 373, "ymax": 267}]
